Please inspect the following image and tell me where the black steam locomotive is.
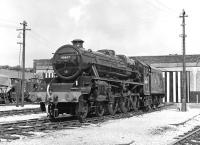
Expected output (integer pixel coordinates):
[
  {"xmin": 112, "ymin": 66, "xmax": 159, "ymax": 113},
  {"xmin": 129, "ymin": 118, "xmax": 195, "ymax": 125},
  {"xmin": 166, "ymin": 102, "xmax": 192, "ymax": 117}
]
[{"xmin": 46, "ymin": 39, "xmax": 165, "ymax": 119}]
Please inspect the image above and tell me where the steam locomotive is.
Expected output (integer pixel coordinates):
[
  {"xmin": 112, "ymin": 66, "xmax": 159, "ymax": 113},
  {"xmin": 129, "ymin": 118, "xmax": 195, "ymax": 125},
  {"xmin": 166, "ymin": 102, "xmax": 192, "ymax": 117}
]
[{"xmin": 46, "ymin": 39, "xmax": 165, "ymax": 120}]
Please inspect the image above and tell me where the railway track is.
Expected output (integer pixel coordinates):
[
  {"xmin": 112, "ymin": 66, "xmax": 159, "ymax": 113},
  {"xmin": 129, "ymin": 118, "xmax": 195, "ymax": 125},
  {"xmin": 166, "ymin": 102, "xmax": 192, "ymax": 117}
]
[
  {"xmin": 0, "ymin": 108, "xmax": 42, "ymax": 117},
  {"xmin": 0, "ymin": 104, "xmax": 171, "ymax": 142},
  {"xmin": 170, "ymin": 126, "xmax": 200, "ymax": 145}
]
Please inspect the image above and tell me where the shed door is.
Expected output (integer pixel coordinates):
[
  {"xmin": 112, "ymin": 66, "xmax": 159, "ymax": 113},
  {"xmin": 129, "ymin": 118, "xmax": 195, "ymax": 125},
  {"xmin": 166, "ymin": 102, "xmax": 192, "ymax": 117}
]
[{"xmin": 164, "ymin": 71, "xmax": 190, "ymax": 103}]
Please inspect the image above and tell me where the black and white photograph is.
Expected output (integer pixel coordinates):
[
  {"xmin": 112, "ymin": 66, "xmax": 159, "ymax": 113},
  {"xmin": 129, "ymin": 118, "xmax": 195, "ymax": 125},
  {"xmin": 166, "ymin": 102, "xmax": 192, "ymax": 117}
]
[{"xmin": 1, "ymin": 0, "xmax": 200, "ymax": 144}]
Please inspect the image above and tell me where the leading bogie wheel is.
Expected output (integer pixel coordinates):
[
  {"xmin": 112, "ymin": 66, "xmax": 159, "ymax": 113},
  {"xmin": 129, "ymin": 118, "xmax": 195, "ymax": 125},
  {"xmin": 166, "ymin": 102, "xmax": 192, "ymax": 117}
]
[
  {"xmin": 76, "ymin": 102, "xmax": 89, "ymax": 122},
  {"xmin": 48, "ymin": 103, "xmax": 55, "ymax": 120}
]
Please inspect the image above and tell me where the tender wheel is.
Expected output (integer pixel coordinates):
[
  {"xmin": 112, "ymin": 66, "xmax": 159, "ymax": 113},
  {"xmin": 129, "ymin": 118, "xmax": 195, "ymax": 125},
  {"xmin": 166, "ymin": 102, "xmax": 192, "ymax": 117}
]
[
  {"xmin": 119, "ymin": 97, "xmax": 130, "ymax": 113},
  {"xmin": 155, "ymin": 102, "xmax": 160, "ymax": 108},
  {"xmin": 152, "ymin": 96, "xmax": 159, "ymax": 109},
  {"xmin": 143, "ymin": 104, "xmax": 151, "ymax": 112},
  {"xmin": 155, "ymin": 96, "xmax": 160, "ymax": 108},
  {"xmin": 108, "ymin": 100, "xmax": 118, "ymax": 115},
  {"xmin": 95, "ymin": 102, "xmax": 105, "ymax": 117}
]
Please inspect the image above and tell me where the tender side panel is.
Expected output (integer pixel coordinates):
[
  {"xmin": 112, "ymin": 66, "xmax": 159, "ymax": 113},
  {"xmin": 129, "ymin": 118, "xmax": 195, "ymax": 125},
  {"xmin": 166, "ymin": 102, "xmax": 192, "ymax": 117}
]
[{"xmin": 150, "ymin": 68, "xmax": 165, "ymax": 95}]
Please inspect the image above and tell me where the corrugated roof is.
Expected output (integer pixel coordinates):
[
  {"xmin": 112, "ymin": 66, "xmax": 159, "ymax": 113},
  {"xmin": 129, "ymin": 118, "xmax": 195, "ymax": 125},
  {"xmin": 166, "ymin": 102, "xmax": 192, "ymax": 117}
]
[{"xmin": 130, "ymin": 54, "xmax": 200, "ymax": 65}]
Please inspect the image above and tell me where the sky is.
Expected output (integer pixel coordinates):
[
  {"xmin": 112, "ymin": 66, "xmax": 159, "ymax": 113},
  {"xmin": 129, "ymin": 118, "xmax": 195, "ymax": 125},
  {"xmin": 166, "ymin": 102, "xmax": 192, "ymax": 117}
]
[{"xmin": 0, "ymin": 0, "xmax": 200, "ymax": 67}]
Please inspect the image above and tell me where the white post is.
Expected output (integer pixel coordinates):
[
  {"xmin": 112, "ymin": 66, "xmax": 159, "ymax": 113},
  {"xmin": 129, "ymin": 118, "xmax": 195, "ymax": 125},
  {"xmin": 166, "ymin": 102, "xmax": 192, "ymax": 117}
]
[{"xmin": 193, "ymin": 69, "xmax": 197, "ymax": 91}]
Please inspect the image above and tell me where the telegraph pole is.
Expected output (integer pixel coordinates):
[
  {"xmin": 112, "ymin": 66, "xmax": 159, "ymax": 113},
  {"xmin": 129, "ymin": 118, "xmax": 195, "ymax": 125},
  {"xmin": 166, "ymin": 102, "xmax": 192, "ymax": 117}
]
[
  {"xmin": 16, "ymin": 42, "xmax": 22, "ymax": 107},
  {"xmin": 17, "ymin": 21, "xmax": 31, "ymax": 107},
  {"xmin": 179, "ymin": 10, "xmax": 188, "ymax": 112}
]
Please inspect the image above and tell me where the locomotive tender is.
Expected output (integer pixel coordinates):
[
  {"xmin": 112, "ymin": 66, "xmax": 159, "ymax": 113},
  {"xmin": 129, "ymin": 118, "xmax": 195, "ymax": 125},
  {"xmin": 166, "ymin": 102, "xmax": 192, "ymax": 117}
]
[{"xmin": 46, "ymin": 39, "xmax": 165, "ymax": 119}]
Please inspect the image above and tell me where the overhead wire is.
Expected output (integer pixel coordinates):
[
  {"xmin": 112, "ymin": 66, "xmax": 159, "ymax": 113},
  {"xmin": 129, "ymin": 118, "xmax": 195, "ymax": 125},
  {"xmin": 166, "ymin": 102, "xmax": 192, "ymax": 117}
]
[
  {"xmin": 0, "ymin": 18, "xmax": 18, "ymax": 29},
  {"xmin": 141, "ymin": 0, "xmax": 178, "ymax": 21},
  {"xmin": 29, "ymin": 29, "xmax": 54, "ymax": 49}
]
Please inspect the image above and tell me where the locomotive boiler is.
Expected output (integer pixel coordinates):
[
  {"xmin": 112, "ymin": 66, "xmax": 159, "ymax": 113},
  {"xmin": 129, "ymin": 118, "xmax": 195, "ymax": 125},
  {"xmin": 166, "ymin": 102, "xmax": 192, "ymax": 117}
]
[{"xmin": 46, "ymin": 39, "xmax": 165, "ymax": 120}]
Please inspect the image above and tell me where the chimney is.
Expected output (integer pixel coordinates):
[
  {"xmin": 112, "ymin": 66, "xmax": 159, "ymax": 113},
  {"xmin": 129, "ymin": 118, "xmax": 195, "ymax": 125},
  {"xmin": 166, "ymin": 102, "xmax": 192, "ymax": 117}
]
[{"xmin": 71, "ymin": 39, "xmax": 84, "ymax": 49}]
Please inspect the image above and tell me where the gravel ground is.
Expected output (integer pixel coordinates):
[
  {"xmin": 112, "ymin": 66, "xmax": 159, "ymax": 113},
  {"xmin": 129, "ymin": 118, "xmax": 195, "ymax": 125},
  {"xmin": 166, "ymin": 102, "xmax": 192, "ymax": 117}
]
[{"xmin": 0, "ymin": 103, "xmax": 200, "ymax": 145}]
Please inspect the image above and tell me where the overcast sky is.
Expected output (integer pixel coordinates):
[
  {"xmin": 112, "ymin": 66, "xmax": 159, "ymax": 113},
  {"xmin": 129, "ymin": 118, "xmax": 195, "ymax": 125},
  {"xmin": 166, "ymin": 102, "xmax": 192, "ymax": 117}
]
[{"xmin": 0, "ymin": 0, "xmax": 200, "ymax": 67}]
